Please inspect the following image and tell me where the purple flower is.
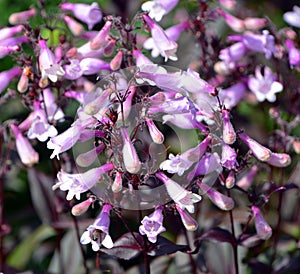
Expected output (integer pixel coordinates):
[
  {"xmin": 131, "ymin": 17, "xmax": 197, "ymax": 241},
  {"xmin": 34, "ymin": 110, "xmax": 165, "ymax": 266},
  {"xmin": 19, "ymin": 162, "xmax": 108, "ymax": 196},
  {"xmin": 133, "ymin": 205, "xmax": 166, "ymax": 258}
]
[
  {"xmin": 61, "ymin": 2, "xmax": 102, "ymax": 30},
  {"xmin": 143, "ymin": 14, "xmax": 178, "ymax": 61},
  {"xmin": 139, "ymin": 206, "xmax": 166, "ymax": 243},
  {"xmin": 175, "ymin": 204, "xmax": 198, "ymax": 231},
  {"xmin": 80, "ymin": 204, "xmax": 113, "ymax": 250},
  {"xmin": 252, "ymin": 205, "xmax": 272, "ymax": 240},
  {"xmin": 222, "ymin": 109, "xmax": 236, "ymax": 144},
  {"xmin": 42, "ymin": 88, "xmax": 64, "ymax": 121},
  {"xmin": 160, "ymin": 135, "xmax": 211, "ymax": 176},
  {"xmin": 285, "ymin": 40, "xmax": 300, "ymax": 68},
  {"xmin": 54, "ymin": 163, "xmax": 114, "ymax": 200},
  {"xmin": 63, "ymin": 15, "xmax": 84, "ymax": 36},
  {"xmin": 219, "ymin": 42, "xmax": 247, "ymax": 64},
  {"xmin": 141, "ymin": 0, "xmax": 179, "ymax": 22},
  {"xmin": 219, "ymin": 82, "xmax": 246, "ymax": 109},
  {"xmin": 146, "ymin": 118, "xmax": 164, "ymax": 144},
  {"xmin": 248, "ymin": 66, "xmax": 283, "ymax": 103},
  {"xmin": 8, "ymin": 8, "xmax": 36, "ymax": 25},
  {"xmin": 236, "ymin": 165, "xmax": 258, "ymax": 190},
  {"xmin": 221, "ymin": 142, "xmax": 238, "ymax": 170},
  {"xmin": 72, "ymin": 197, "xmax": 95, "ymax": 216},
  {"xmin": 10, "ymin": 124, "xmax": 39, "ymax": 167},
  {"xmin": 0, "ymin": 25, "xmax": 23, "ymax": 41},
  {"xmin": 266, "ymin": 152, "xmax": 291, "ymax": 168},
  {"xmin": 0, "ymin": 45, "xmax": 20, "ymax": 59},
  {"xmin": 133, "ymin": 49, "xmax": 153, "ymax": 67},
  {"xmin": 27, "ymin": 101, "xmax": 58, "ymax": 142},
  {"xmin": 80, "ymin": 57, "xmax": 111, "ymax": 75},
  {"xmin": 156, "ymin": 171, "xmax": 202, "ymax": 213},
  {"xmin": 90, "ymin": 21, "xmax": 112, "ymax": 50},
  {"xmin": 0, "ymin": 67, "xmax": 21, "ymax": 94},
  {"xmin": 217, "ymin": 9, "xmax": 245, "ymax": 32},
  {"xmin": 198, "ymin": 182, "xmax": 234, "ymax": 211},
  {"xmin": 283, "ymin": 6, "xmax": 300, "ymax": 28},
  {"xmin": 120, "ymin": 127, "xmax": 142, "ymax": 174},
  {"xmin": 238, "ymin": 132, "xmax": 271, "ymax": 161}
]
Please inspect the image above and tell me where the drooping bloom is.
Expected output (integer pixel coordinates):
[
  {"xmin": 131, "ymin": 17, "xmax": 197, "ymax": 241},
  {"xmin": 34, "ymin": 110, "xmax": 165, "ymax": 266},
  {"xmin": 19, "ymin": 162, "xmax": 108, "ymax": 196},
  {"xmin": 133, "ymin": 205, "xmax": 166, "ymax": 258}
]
[
  {"xmin": 112, "ymin": 171, "xmax": 123, "ymax": 193},
  {"xmin": 0, "ymin": 45, "xmax": 20, "ymax": 59},
  {"xmin": 142, "ymin": 14, "xmax": 178, "ymax": 61},
  {"xmin": 42, "ymin": 88, "xmax": 64, "ymax": 121},
  {"xmin": 120, "ymin": 127, "xmax": 142, "ymax": 174},
  {"xmin": 221, "ymin": 142, "xmax": 238, "ymax": 170},
  {"xmin": 38, "ymin": 39, "xmax": 65, "ymax": 83},
  {"xmin": 217, "ymin": 9, "xmax": 245, "ymax": 32},
  {"xmin": 266, "ymin": 152, "xmax": 291, "ymax": 168},
  {"xmin": 283, "ymin": 6, "xmax": 300, "ymax": 28},
  {"xmin": 72, "ymin": 196, "xmax": 95, "ymax": 216},
  {"xmin": 60, "ymin": 2, "xmax": 102, "ymax": 30},
  {"xmin": 160, "ymin": 135, "xmax": 211, "ymax": 176},
  {"xmin": 10, "ymin": 124, "xmax": 39, "ymax": 167},
  {"xmin": 175, "ymin": 204, "xmax": 198, "ymax": 231},
  {"xmin": 139, "ymin": 206, "xmax": 166, "ymax": 243},
  {"xmin": 0, "ymin": 67, "xmax": 21, "ymax": 94},
  {"xmin": 76, "ymin": 144, "xmax": 105, "ymax": 167},
  {"xmin": 8, "ymin": 8, "xmax": 36, "ymax": 25},
  {"xmin": 155, "ymin": 171, "xmax": 202, "ymax": 213},
  {"xmin": 54, "ymin": 163, "xmax": 114, "ymax": 200},
  {"xmin": 248, "ymin": 66, "xmax": 283, "ymax": 103},
  {"xmin": 146, "ymin": 118, "xmax": 164, "ymax": 144},
  {"xmin": 198, "ymin": 182, "xmax": 234, "ymax": 211},
  {"xmin": 238, "ymin": 132, "xmax": 271, "ymax": 162},
  {"xmin": 80, "ymin": 204, "xmax": 113, "ymax": 250},
  {"xmin": 251, "ymin": 205, "xmax": 272, "ymax": 240},
  {"xmin": 90, "ymin": 21, "xmax": 112, "ymax": 50},
  {"xmin": 219, "ymin": 42, "xmax": 248, "ymax": 64},
  {"xmin": 141, "ymin": 0, "xmax": 179, "ymax": 22},
  {"xmin": 218, "ymin": 0, "xmax": 236, "ymax": 10},
  {"xmin": 222, "ymin": 109, "xmax": 236, "ymax": 144},
  {"xmin": 110, "ymin": 50, "xmax": 123, "ymax": 70}
]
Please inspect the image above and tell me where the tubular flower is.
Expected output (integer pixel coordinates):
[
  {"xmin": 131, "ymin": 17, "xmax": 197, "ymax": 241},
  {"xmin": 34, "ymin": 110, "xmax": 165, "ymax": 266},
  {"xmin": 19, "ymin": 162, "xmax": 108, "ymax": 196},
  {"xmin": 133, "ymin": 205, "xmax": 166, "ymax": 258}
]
[
  {"xmin": 54, "ymin": 163, "xmax": 114, "ymax": 200},
  {"xmin": 10, "ymin": 124, "xmax": 39, "ymax": 167},
  {"xmin": 80, "ymin": 204, "xmax": 113, "ymax": 250},
  {"xmin": 156, "ymin": 171, "xmax": 202, "ymax": 213},
  {"xmin": 175, "ymin": 204, "xmax": 198, "ymax": 231},
  {"xmin": 8, "ymin": 8, "xmax": 36, "ymax": 25},
  {"xmin": 252, "ymin": 205, "xmax": 272, "ymax": 240},
  {"xmin": 222, "ymin": 109, "xmax": 236, "ymax": 144},
  {"xmin": 139, "ymin": 206, "xmax": 166, "ymax": 243},
  {"xmin": 0, "ymin": 67, "xmax": 21, "ymax": 94},
  {"xmin": 221, "ymin": 142, "xmax": 238, "ymax": 170}
]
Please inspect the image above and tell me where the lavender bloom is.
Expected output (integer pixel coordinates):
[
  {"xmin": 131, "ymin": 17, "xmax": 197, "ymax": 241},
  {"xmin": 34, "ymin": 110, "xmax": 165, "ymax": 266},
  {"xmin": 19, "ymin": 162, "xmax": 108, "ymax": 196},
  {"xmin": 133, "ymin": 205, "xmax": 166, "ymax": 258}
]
[
  {"xmin": 248, "ymin": 66, "xmax": 283, "ymax": 103},
  {"xmin": 10, "ymin": 124, "xmax": 39, "ymax": 167},
  {"xmin": 243, "ymin": 17, "xmax": 268, "ymax": 31},
  {"xmin": 63, "ymin": 59, "xmax": 82, "ymax": 80},
  {"xmin": 222, "ymin": 109, "xmax": 236, "ymax": 144},
  {"xmin": 38, "ymin": 39, "xmax": 64, "ymax": 83},
  {"xmin": 139, "ymin": 206, "xmax": 166, "ymax": 243},
  {"xmin": 285, "ymin": 40, "xmax": 300, "ymax": 68},
  {"xmin": 142, "ymin": 14, "xmax": 178, "ymax": 61},
  {"xmin": 198, "ymin": 182, "xmax": 234, "ymax": 211},
  {"xmin": 54, "ymin": 163, "xmax": 114, "ymax": 200},
  {"xmin": 120, "ymin": 127, "xmax": 142, "ymax": 174},
  {"xmin": 219, "ymin": 0, "xmax": 236, "ymax": 10},
  {"xmin": 110, "ymin": 50, "xmax": 123, "ymax": 70},
  {"xmin": 156, "ymin": 171, "xmax": 202, "ymax": 213},
  {"xmin": 61, "ymin": 2, "xmax": 102, "ymax": 30},
  {"xmin": 236, "ymin": 165, "xmax": 258, "ymax": 190},
  {"xmin": 90, "ymin": 21, "xmax": 112, "ymax": 50},
  {"xmin": 160, "ymin": 135, "xmax": 211, "ymax": 176},
  {"xmin": 217, "ymin": 9, "xmax": 245, "ymax": 32},
  {"xmin": 238, "ymin": 132, "xmax": 271, "ymax": 161},
  {"xmin": 0, "ymin": 67, "xmax": 21, "ymax": 94},
  {"xmin": 252, "ymin": 205, "xmax": 272, "ymax": 240},
  {"xmin": 63, "ymin": 15, "xmax": 84, "ymax": 36},
  {"xmin": 283, "ymin": 6, "xmax": 300, "ymax": 28},
  {"xmin": 0, "ymin": 36, "xmax": 28, "ymax": 47},
  {"xmin": 175, "ymin": 204, "xmax": 198, "ymax": 231},
  {"xmin": 27, "ymin": 101, "xmax": 58, "ymax": 142},
  {"xmin": 0, "ymin": 45, "xmax": 20, "ymax": 59},
  {"xmin": 132, "ymin": 49, "xmax": 153, "ymax": 67},
  {"xmin": 76, "ymin": 144, "xmax": 105, "ymax": 167},
  {"xmin": 221, "ymin": 143, "xmax": 238, "ymax": 170},
  {"xmin": 146, "ymin": 118, "xmax": 164, "ymax": 144},
  {"xmin": 80, "ymin": 204, "xmax": 113, "ymax": 250},
  {"xmin": 142, "ymin": 0, "xmax": 179, "ymax": 22},
  {"xmin": 266, "ymin": 152, "xmax": 291, "ymax": 168},
  {"xmin": 242, "ymin": 30, "xmax": 277, "ymax": 59},
  {"xmin": 0, "ymin": 25, "xmax": 23, "ymax": 41},
  {"xmin": 8, "ymin": 8, "xmax": 36, "ymax": 25},
  {"xmin": 80, "ymin": 57, "xmax": 111, "ymax": 75},
  {"xmin": 42, "ymin": 88, "xmax": 64, "ymax": 121},
  {"xmin": 219, "ymin": 82, "xmax": 246, "ymax": 109},
  {"xmin": 219, "ymin": 42, "xmax": 247, "ymax": 64}
]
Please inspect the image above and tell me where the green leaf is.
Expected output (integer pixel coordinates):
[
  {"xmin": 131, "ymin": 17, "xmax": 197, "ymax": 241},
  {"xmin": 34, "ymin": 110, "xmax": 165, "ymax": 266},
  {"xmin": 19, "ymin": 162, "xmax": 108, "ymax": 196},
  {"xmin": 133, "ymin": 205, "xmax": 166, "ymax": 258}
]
[{"xmin": 6, "ymin": 224, "xmax": 56, "ymax": 269}]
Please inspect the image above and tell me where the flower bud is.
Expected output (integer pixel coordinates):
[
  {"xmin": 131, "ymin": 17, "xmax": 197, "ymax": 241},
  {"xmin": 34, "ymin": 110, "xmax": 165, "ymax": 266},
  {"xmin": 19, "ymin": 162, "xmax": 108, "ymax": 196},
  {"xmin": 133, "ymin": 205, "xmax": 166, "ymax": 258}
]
[
  {"xmin": 218, "ymin": 0, "xmax": 236, "ymax": 10},
  {"xmin": 0, "ymin": 25, "xmax": 23, "ymax": 41},
  {"xmin": 244, "ymin": 17, "xmax": 268, "ymax": 30},
  {"xmin": 110, "ymin": 50, "xmax": 123, "ymax": 70},
  {"xmin": 71, "ymin": 197, "xmax": 95, "ymax": 216},
  {"xmin": 292, "ymin": 139, "xmax": 300, "ymax": 154},
  {"xmin": 64, "ymin": 15, "xmax": 84, "ymax": 36},
  {"xmin": 146, "ymin": 118, "xmax": 164, "ymax": 144},
  {"xmin": 238, "ymin": 132, "xmax": 271, "ymax": 161},
  {"xmin": 266, "ymin": 152, "xmax": 291, "ymax": 168},
  {"xmin": 252, "ymin": 205, "xmax": 272, "ymax": 240},
  {"xmin": 225, "ymin": 170, "xmax": 235, "ymax": 189},
  {"xmin": 17, "ymin": 68, "xmax": 29, "ymax": 93},
  {"xmin": 90, "ymin": 21, "xmax": 112, "ymax": 50},
  {"xmin": 120, "ymin": 127, "xmax": 141, "ymax": 174},
  {"xmin": 0, "ymin": 45, "xmax": 20, "ymax": 58},
  {"xmin": 0, "ymin": 67, "xmax": 21, "ymax": 94},
  {"xmin": 9, "ymin": 8, "xmax": 36, "ymax": 25},
  {"xmin": 217, "ymin": 9, "xmax": 245, "ymax": 32},
  {"xmin": 236, "ymin": 165, "xmax": 258, "ymax": 190},
  {"xmin": 112, "ymin": 171, "xmax": 122, "ymax": 193},
  {"xmin": 103, "ymin": 38, "xmax": 116, "ymax": 57},
  {"xmin": 222, "ymin": 109, "xmax": 236, "ymax": 144},
  {"xmin": 175, "ymin": 204, "xmax": 198, "ymax": 231}
]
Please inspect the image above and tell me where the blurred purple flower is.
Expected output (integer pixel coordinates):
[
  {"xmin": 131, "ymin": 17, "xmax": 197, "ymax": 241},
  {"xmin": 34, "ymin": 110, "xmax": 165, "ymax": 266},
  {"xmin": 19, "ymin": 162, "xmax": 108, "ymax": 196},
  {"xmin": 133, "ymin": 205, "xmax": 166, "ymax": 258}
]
[
  {"xmin": 175, "ymin": 204, "xmax": 198, "ymax": 231},
  {"xmin": 252, "ymin": 205, "xmax": 272, "ymax": 240},
  {"xmin": 283, "ymin": 6, "xmax": 300, "ymax": 28}
]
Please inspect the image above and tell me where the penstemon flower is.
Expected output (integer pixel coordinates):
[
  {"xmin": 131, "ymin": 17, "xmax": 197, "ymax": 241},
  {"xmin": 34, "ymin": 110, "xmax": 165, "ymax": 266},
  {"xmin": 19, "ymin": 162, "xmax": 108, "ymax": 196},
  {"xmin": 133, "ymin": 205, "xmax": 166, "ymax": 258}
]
[
  {"xmin": 175, "ymin": 204, "xmax": 198, "ymax": 231},
  {"xmin": 251, "ymin": 205, "xmax": 272, "ymax": 240}
]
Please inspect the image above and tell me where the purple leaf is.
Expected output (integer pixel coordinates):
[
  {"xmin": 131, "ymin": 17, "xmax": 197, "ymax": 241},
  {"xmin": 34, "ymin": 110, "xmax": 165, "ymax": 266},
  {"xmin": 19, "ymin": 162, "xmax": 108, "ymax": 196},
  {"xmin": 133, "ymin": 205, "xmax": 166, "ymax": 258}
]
[
  {"xmin": 195, "ymin": 227, "xmax": 236, "ymax": 247},
  {"xmin": 100, "ymin": 232, "xmax": 143, "ymax": 260},
  {"xmin": 147, "ymin": 236, "xmax": 189, "ymax": 256}
]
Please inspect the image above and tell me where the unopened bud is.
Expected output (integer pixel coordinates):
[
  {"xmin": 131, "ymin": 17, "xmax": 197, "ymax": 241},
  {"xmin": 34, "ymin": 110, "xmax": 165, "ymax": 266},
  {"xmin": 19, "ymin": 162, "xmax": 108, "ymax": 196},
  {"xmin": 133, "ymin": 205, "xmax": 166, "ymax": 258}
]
[
  {"xmin": 71, "ymin": 197, "xmax": 95, "ymax": 216},
  {"xmin": 112, "ymin": 171, "xmax": 122, "ymax": 193},
  {"xmin": 244, "ymin": 17, "xmax": 268, "ymax": 30},
  {"xmin": 225, "ymin": 170, "xmax": 235, "ymax": 189},
  {"xmin": 64, "ymin": 15, "xmax": 84, "ymax": 36},
  {"xmin": 9, "ymin": 8, "xmax": 36, "ymax": 25},
  {"xmin": 175, "ymin": 204, "xmax": 198, "ymax": 231},
  {"xmin": 267, "ymin": 152, "xmax": 291, "ymax": 167},
  {"xmin": 90, "ymin": 21, "xmax": 112, "ymax": 50},
  {"xmin": 252, "ymin": 205, "xmax": 272, "ymax": 240},
  {"xmin": 292, "ymin": 140, "xmax": 300, "ymax": 154},
  {"xmin": 222, "ymin": 109, "xmax": 236, "ymax": 144},
  {"xmin": 110, "ymin": 50, "xmax": 123, "ymax": 70},
  {"xmin": 104, "ymin": 39, "xmax": 116, "ymax": 57},
  {"xmin": 146, "ymin": 118, "xmax": 164, "ymax": 144},
  {"xmin": 17, "ymin": 68, "xmax": 29, "ymax": 93}
]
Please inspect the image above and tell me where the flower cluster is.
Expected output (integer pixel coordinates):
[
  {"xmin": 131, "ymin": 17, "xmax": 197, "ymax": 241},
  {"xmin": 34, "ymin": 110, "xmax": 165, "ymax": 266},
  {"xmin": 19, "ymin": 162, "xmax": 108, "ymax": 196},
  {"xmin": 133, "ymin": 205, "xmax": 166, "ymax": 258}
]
[{"xmin": 1, "ymin": 0, "xmax": 299, "ymax": 273}]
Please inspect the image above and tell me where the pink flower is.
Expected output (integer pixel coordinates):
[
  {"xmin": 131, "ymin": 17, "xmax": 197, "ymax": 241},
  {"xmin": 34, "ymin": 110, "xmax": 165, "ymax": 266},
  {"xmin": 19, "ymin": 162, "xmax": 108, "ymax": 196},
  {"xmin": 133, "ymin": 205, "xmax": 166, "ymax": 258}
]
[
  {"xmin": 175, "ymin": 204, "xmax": 198, "ymax": 231},
  {"xmin": 252, "ymin": 205, "xmax": 272, "ymax": 240},
  {"xmin": 139, "ymin": 206, "xmax": 166, "ymax": 243},
  {"xmin": 285, "ymin": 40, "xmax": 300, "ymax": 68},
  {"xmin": 54, "ymin": 163, "xmax": 114, "ymax": 200},
  {"xmin": 248, "ymin": 66, "xmax": 283, "ymax": 103},
  {"xmin": 72, "ymin": 197, "xmax": 95, "ymax": 216},
  {"xmin": 146, "ymin": 118, "xmax": 164, "ymax": 144},
  {"xmin": 217, "ymin": 9, "xmax": 245, "ymax": 32},
  {"xmin": 61, "ymin": 2, "xmax": 102, "ymax": 30},
  {"xmin": 219, "ymin": 82, "xmax": 246, "ymax": 109},
  {"xmin": 0, "ymin": 25, "xmax": 23, "ymax": 42},
  {"xmin": 90, "ymin": 21, "xmax": 112, "ymax": 50},
  {"xmin": 0, "ymin": 67, "xmax": 21, "ymax": 94},
  {"xmin": 266, "ymin": 152, "xmax": 291, "ymax": 168},
  {"xmin": 142, "ymin": 0, "xmax": 179, "ymax": 22},
  {"xmin": 10, "ymin": 124, "xmax": 39, "ymax": 167},
  {"xmin": 80, "ymin": 204, "xmax": 113, "ymax": 250},
  {"xmin": 8, "ymin": 8, "xmax": 36, "ymax": 25},
  {"xmin": 0, "ymin": 45, "xmax": 20, "ymax": 59},
  {"xmin": 63, "ymin": 15, "xmax": 84, "ymax": 36},
  {"xmin": 143, "ymin": 14, "xmax": 178, "ymax": 61}
]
